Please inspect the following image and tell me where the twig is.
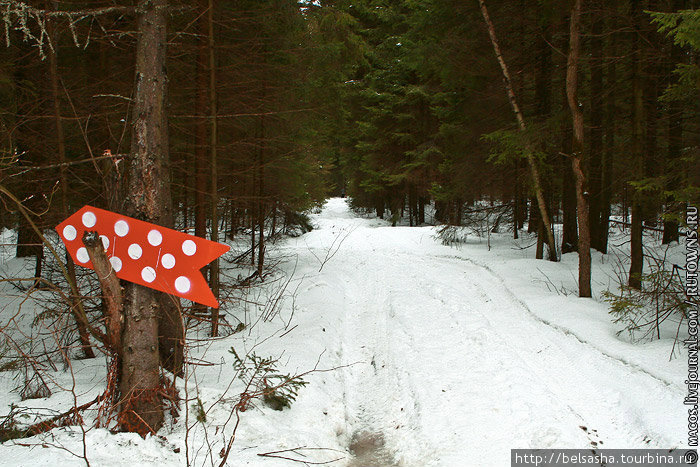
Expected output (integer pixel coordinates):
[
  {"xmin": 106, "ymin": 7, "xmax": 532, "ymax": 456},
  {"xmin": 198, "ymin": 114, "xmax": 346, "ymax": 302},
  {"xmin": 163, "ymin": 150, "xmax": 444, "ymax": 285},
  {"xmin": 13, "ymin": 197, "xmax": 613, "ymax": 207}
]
[
  {"xmin": 306, "ymin": 226, "xmax": 356, "ymax": 272},
  {"xmin": 6, "ymin": 152, "xmax": 128, "ymax": 173},
  {"xmin": 279, "ymin": 324, "xmax": 298, "ymax": 338},
  {"xmin": 257, "ymin": 446, "xmax": 345, "ymax": 464},
  {"xmin": 22, "ymin": 395, "xmax": 100, "ymax": 438},
  {"xmin": 0, "ymin": 184, "xmax": 105, "ymax": 346}
]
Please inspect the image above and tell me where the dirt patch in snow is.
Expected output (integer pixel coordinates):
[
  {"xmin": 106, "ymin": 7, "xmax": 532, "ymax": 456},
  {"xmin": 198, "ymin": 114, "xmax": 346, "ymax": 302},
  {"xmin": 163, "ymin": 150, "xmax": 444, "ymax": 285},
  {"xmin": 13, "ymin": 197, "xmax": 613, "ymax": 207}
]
[{"xmin": 347, "ymin": 431, "xmax": 398, "ymax": 466}]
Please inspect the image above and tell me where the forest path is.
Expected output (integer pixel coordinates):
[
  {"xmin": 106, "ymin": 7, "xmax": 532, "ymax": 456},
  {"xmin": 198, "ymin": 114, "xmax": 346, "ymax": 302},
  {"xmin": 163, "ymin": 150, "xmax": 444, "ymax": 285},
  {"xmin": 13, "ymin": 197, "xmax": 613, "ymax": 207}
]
[{"xmin": 287, "ymin": 198, "xmax": 683, "ymax": 466}]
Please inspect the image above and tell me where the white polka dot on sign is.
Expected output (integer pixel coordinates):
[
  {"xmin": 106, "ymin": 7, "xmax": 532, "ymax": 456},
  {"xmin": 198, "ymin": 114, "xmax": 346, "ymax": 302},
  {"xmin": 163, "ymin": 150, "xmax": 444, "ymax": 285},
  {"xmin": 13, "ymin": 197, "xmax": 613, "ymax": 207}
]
[
  {"xmin": 148, "ymin": 229, "xmax": 162, "ymax": 246},
  {"xmin": 161, "ymin": 253, "xmax": 176, "ymax": 269},
  {"xmin": 175, "ymin": 276, "xmax": 191, "ymax": 293},
  {"xmin": 182, "ymin": 239, "xmax": 197, "ymax": 256},
  {"xmin": 141, "ymin": 266, "xmax": 156, "ymax": 283},
  {"xmin": 114, "ymin": 220, "xmax": 129, "ymax": 237},
  {"xmin": 62, "ymin": 225, "xmax": 77, "ymax": 241},
  {"xmin": 76, "ymin": 247, "xmax": 89, "ymax": 263},
  {"xmin": 109, "ymin": 256, "xmax": 122, "ymax": 272},
  {"xmin": 100, "ymin": 235, "xmax": 110, "ymax": 249},
  {"xmin": 82, "ymin": 211, "xmax": 97, "ymax": 228},
  {"xmin": 128, "ymin": 243, "xmax": 142, "ymax": 260}
]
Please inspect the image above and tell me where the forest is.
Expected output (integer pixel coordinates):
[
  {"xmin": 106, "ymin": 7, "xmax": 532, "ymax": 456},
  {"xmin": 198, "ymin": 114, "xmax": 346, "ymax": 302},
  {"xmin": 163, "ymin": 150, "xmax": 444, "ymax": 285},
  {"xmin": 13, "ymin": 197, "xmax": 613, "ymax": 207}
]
[{"xmin": 0, "ymin": 0, "xmax": 698, "ymax": 465}]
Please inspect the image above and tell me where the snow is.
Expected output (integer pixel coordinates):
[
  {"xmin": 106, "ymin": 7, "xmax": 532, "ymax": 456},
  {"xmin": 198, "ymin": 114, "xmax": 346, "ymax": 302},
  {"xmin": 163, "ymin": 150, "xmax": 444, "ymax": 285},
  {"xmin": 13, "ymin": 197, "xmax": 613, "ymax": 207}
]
[{"xmin": 0, "ymin": 198, "xmax": 690, "ymax": 466}]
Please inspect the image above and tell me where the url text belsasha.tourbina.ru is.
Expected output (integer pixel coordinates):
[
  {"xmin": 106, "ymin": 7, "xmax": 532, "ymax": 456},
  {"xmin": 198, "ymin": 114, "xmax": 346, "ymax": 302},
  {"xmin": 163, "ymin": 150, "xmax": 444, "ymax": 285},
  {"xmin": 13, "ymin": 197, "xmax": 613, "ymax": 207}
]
[{"xmin": 686, "ymin": 204, "xmax": 698, "ymax": 447}]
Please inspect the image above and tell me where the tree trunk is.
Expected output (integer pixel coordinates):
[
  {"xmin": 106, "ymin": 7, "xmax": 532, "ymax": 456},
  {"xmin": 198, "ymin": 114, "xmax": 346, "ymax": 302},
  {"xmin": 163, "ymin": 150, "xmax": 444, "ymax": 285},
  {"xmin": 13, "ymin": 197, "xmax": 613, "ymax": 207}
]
[
  {"xmin": 120, "ymin": 0, "xmax": 178, "ymax": 436},
  {"xmin": 566, "ymin": 0, "xmax": 591, "ymax": 298},
  {"xmin": 630, "ymin": 203, "xmax": 644, "ymax": 289},
  {"xmin": 600, "ymin": 11, "xmax": 617, "ymax": 254},
  {"xmin": 534, "ymin": 3, "xmax": 553, "ymax": 256},
  {"xmin": 208, "ymin": 0, "xmax": 221, "ymax": 337},
  {"xmin": 269, "ymin": 200, "xmax": 277, "ymax": 238},
  {"xmin": 479, "ymin": 0, "xmax": 558, "ymax": 262},
  {"xmin": 513, "ymin": 159, "xmax": 520, "ymax": 239},
  {"xmin": 534, "ymin": 1, "xmax": 552, "ymax": 119},
  {"xmin": 418, "ymin": 196, "xmax": 425, "ymax": 224},
  {"xmin": 376, "ymin": 196, "xmax": 384, "ymax": 219},
  {"xmin": 644, "ymin": 0, "xmax": 661, "ymax": 228},
  {"xmin": 560, "ymin": 10, "xmax": 578, "ymax": 255},
  {"xmin": 589, "ymin": 5, "xmax": 604, "ymax": 252},
  {"xmin": 408, "ymin": 186, "xmax": 416, "ymax": 227},
  {"xmin": 194, "ymin": 2, "xmax": 208, "ymax": 242},
  {"xmin": 250, "ymin": 195, "xmax": 256, "ymax": 266},
  {"xmin": 256, "ymin": 99, "xmax": 266, "ymax": 277},
  {"xmin": 528, "ymin": 197, "xmax": 539, "ymax": 234},
  {"xmin": 629, "ymin": 0, "xmax": 644, "ymax": 290},
  {"xmin": 191, "ymin": 1, "xmax": 209, "ymax": 317},
  {"xmin": 183, "ymin": 150, "xmax": 190, "ymax": 231},
  {"xmin": 561, "ymin": 155, "xmax": 579, "ymax": 254},
  {"xmin": 662, "ymin": 0, "xmax": 686, "ymax": 244}
]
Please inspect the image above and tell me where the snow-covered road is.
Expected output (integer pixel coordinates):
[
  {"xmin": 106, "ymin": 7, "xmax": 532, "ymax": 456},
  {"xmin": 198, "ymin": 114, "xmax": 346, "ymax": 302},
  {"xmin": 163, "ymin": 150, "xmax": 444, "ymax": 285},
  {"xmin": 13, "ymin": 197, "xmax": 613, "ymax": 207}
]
[{"xmin": 289, "ymin": 198, "xmax": 685, "ymax": 466}]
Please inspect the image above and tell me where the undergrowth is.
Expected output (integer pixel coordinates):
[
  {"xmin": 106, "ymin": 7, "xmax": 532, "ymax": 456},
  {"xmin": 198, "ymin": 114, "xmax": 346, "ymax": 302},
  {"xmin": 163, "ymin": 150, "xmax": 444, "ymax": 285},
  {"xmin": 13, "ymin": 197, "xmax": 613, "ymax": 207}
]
[{"xmin": 230, "ymin": 347, "xmax": 308, "ymax": 411}]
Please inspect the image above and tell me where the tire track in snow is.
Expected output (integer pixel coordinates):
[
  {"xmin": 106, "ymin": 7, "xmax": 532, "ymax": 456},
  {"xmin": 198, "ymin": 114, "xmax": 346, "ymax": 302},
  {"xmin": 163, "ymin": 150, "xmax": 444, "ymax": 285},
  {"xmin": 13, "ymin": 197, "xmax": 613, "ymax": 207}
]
[
  {"xmin": 432, "ymin": 253, "xmax": 683, "ymax": 392},
  {"xmin": 404, "ymin": 250, "xmax": 685, "ymax": 449},
  {"xmin": 338, "ymin": 257, "xmax": 429, "ymax": 466}
]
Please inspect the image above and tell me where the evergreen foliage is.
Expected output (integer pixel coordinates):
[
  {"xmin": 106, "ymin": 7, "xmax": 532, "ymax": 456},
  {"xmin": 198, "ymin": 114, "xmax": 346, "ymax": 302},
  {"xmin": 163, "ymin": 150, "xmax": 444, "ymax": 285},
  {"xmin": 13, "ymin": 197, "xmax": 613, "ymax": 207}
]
[{"xmin": 230, "ymin": 347, "xmax": 308, "ymax": 411}]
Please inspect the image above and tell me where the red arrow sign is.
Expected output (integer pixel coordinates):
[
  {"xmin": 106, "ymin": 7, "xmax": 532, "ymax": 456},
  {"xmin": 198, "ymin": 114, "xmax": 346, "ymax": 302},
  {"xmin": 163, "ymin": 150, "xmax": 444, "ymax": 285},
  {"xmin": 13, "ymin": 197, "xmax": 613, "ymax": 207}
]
[{"xmin": 56, "ymin": 205, "xmax": 229, "ymax": 308}]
